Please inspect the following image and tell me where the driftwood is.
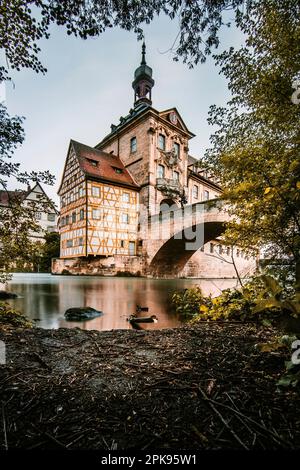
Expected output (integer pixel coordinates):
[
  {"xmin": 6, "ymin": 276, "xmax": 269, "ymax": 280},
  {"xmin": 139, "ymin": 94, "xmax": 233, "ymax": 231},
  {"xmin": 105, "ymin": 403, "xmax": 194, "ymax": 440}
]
[{"xmin": 128, "ymin": 314, "xmax": 158, "ymax": 324}]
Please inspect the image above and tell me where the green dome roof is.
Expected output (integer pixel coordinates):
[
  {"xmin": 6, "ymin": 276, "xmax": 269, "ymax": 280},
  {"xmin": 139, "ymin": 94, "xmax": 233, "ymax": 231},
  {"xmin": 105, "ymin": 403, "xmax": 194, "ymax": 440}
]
[{"xmin": 134, "ymin": 63, "xmax": 153, "ymax": 80}]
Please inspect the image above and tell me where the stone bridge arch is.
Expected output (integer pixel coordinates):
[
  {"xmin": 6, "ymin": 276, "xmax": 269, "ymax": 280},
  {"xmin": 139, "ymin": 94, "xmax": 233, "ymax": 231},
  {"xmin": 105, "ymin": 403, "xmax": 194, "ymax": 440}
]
[{"xmin": 141, "ymin": 200, "xmax": 230, "ymax": 277}]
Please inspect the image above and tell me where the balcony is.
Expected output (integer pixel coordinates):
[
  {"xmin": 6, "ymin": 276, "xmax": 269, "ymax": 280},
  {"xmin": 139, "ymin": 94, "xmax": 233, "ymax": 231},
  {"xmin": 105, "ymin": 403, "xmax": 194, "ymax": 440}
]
[{"xmin": 156, "ymin": 178, "xmax": 182, "ymax": 196}]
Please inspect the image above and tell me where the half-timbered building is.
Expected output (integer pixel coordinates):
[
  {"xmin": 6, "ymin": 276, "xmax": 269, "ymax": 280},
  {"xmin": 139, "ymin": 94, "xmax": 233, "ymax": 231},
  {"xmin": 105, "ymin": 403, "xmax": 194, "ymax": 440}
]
[
  {"xmin": 58, "ymin": 141, "xmax": 139, "ymax": 259},
  {"xmin": 0, "ymin": 182, "xmax": 58, "ymax": 241}
]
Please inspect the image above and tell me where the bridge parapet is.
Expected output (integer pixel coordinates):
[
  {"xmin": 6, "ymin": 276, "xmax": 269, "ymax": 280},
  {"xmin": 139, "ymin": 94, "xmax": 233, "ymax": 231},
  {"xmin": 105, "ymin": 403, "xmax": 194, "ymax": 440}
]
[
  {"xmin": 148, "ymin": 198, "xmax": 225, "ymax": 225},
  {"xmin": 140, "ymin": 199, "xmax": 229, "ymax": 248}
]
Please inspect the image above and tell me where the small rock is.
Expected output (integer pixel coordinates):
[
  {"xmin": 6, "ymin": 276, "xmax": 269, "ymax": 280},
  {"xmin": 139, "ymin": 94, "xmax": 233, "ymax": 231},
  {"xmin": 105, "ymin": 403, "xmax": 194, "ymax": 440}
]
[
  {"xmin": 0, "ymin": 291, "xmax": 17, "ymax": 299},
  {"xmin": 64, "ymin": 307, "xmax": 103, "ymax": 321}
]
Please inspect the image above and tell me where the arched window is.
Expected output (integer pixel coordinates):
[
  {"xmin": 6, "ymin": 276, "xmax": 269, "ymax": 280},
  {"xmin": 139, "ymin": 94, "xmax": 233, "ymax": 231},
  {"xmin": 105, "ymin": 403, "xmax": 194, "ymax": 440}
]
[
  {"xmin": 159, "ymin": 199, "xmax": 178, "ymax": 214},
  {"xmin": 158, "ymin": 134, "xmax": 166, "ymax": 150},
  {"xmin": 157, "ymin": 164, "xmax": 165, "ymax": 179},
  {"xmin": 204, "ymin": 190, "xmax": 210, "ymax": 200},
  {"xmin": 173, "ymin": 142, "xmax": 180, "ymax": 158}
]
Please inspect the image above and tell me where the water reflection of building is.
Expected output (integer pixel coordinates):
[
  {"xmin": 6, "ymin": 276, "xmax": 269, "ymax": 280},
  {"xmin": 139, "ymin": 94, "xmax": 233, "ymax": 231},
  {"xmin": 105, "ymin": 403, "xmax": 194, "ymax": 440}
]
[
  {"xmin": 8, "ymin": 275, "xmax": 239, "ymax": 331},
  {"xmin": 57, "ymin": 278, "xmax": 182, "ymax": 331}
]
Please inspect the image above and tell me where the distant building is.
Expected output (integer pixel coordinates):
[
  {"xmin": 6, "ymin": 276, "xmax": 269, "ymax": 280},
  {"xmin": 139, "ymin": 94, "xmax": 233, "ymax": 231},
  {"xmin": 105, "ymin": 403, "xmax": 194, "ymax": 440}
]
[
  {"xmin": 53, "ymin": 44, "xmax": 256, "ymax": 278},
  {"xmin": 0, "ymin": 182, "xmax": 59, "ymax": 242}
]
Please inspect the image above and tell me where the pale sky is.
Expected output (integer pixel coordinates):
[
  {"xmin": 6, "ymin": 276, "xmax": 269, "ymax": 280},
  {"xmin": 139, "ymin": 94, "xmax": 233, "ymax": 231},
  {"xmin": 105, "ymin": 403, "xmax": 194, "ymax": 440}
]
[{"xmin": 5, "ymin": 13, "xmax": 244, "ymax": 206}]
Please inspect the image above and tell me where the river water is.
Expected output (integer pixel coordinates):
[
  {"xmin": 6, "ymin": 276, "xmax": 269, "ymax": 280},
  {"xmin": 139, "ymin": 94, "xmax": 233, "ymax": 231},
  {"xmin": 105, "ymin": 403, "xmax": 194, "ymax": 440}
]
[{"xmin": 5, "ymin": 274, "xmax": 240, "ymax": 331}]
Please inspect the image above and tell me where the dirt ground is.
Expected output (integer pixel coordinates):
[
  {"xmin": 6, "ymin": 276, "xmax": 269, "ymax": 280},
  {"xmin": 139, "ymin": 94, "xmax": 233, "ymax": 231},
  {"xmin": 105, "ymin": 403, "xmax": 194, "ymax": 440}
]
[{"xmin": 0, "ymin": 323, "xmax": 299, "ymax": 450}]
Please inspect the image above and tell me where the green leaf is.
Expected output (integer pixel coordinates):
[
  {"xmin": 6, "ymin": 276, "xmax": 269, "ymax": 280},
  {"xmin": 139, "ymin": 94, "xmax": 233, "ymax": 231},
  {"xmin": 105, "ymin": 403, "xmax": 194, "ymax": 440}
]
[
  {"xmin": 253, "ymin": 298, "xmax": 281, "ymax": 313},
  {"xmin": 277, "ymin": 375, "xmax": 297, "ymax": 387},
  {"xmin": 260, "ymin": 275, "xmax": 282, "ymax": 297},
  {"xmin": 255, "ymin": 340, "xmax": 285, "ymax": 352}
]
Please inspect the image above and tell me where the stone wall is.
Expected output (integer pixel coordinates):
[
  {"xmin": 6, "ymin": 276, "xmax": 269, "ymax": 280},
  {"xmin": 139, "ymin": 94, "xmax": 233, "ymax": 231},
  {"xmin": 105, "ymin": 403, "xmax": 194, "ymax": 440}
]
[
  {"xmin": 52, "ymin": 255, "xmax": 143, "ymax": 276},
  {"xmin": 99, "ymin": 117, "xmax": 151, "ymax": 222},
  {"xmin": 180, "ymin": 249, "xmax": 257, "ymax": 279},
  {"xmin": 52, "ymin": 246, "xmax": 257, "ymax": 279},
  {"xmin": 100, "ymin": 117, "xmax": 151, "ymax": 183}
]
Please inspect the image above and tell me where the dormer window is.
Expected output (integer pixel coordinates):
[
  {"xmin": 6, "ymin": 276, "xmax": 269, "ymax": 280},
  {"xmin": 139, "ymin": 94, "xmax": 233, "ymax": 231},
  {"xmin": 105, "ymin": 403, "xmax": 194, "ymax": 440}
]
[
  {"xmin": 87, "ymin": 158, "xmax": 98, "ymax": 167},
  {"xmin": 113, "ymin": 167, "xmax": 123, "ymax": 174}
]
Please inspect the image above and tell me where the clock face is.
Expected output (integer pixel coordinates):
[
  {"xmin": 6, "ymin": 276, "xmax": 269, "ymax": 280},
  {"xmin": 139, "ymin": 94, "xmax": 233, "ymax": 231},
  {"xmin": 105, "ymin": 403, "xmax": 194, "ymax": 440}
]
[{"xmin": 169, "ymin": 112, "xmax": 178, "ymax": 125}]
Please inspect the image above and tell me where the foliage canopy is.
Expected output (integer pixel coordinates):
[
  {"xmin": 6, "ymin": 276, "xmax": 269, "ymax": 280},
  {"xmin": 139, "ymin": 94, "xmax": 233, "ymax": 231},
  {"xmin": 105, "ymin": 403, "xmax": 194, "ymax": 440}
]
[{"xmin": 202, "ymin": 0, "xmax": 300, "ymax": 288}]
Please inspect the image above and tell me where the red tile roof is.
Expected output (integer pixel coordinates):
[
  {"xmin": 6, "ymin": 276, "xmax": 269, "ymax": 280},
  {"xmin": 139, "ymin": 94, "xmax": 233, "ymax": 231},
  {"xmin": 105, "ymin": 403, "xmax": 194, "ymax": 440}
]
[
  {"xmin": 71, "ymin": 140, "xmax": 139, "ymax": 189},
  {"xmin": 0, "ymin": 190, "xmax": 28, "ymax": 207}
]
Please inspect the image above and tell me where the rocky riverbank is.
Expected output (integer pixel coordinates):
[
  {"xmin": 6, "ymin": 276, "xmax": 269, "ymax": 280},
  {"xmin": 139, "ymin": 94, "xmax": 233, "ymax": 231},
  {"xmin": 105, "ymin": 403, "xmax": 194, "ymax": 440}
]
[{"xmin": 0, "ymin": 323, "xmax": 299, "ymax": 450}]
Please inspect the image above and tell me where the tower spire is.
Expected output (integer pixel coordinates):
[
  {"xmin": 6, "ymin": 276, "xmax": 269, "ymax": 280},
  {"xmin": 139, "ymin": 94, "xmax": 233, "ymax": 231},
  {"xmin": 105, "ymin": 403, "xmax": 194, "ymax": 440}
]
[
  {"xmin": 141, "ymin": 41, "xmax": 146, "ymax": 65},
  {"xmin": 132, "ymin": 42, "xmax": 155, "ymax": 107}
]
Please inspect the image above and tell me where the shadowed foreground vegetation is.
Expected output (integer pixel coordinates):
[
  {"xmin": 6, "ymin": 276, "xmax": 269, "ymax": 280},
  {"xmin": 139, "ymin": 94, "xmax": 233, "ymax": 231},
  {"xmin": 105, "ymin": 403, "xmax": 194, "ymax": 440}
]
[{"xmin": 0, "ymin": 322, "xmax": 299, "ymax": 450}]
